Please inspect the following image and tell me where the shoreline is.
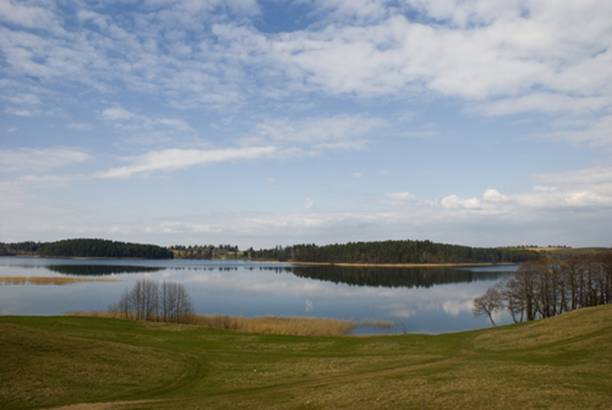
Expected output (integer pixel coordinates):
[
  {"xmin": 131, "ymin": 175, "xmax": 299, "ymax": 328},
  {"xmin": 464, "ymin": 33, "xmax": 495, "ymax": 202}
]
[
  {"xmin": 288, "ymin": 261, "xmax": 515, "ymax": 268},
  {"xmin": 0, "ymin": 255, "xmax": 516, "ymax": 268},
  {"xmin": 0, "ymin": 276, "xmax": 116, "ymax": 285}
]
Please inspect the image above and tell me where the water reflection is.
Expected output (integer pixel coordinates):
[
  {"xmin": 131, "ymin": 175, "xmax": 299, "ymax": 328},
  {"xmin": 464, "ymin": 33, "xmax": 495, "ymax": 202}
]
[
  {"xmin": 0, "ymin": 257, "xmax": 515, "ymax": 334},
  {"xmin": 45, "ymin": 264, "xmax": 511, "ymax": 289},
  {"xmin": 47, "ymin": 265, "xmax": 164, "ymax": 276},
  {"xmin": 288, "ymin": 266, "xmax": 509, "ymax": 288}
]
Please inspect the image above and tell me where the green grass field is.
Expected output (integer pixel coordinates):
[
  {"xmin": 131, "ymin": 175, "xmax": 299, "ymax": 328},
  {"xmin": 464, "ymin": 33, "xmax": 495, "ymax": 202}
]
[{"xmin": 2, "ymin": 305, "xmax": 612, "ymax": 409}]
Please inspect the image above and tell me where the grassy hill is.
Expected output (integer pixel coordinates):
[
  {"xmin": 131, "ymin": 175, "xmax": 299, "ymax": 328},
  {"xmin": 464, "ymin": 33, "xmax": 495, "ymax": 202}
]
[{"xmin": 1, "ymin": 306, "xmax": 611, "ymax": 409}]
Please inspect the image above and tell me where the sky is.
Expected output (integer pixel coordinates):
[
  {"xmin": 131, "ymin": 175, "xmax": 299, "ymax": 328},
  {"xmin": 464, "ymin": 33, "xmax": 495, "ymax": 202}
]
[{"xmin": 1, "ymin": 0, "xmax": 612, "ymax": 248}]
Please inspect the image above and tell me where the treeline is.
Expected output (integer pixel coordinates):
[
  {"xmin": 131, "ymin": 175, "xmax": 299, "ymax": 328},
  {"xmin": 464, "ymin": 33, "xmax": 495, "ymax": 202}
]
[
  {"xmin": 473, "ymin": 252, "xmax": 612, "ymax": 325},
  {"xmin": 508, "ymin": 245, "xmax": 572, "ymax": 249},
  {"xmin": 38, "ymin": 239, "xmax": 173, "ymax": 259},
  {"xmin": 0, "ymin": 239, "xmax": 172, "ymax": 259},
  {"xmin": 110, "ymin": 279, "xmax": 193, "ymax": 322},
  {"xmin": 0, "ymin": 241, "xmax": 43, "ymax": 256},
  {"xmin": 2, "ymin": 239, "xmax": 538, "ymax": 263},
  {"xmin": 250, "ymin": 240, "xmax": 538, "ymax": 264},
  {"xmin": 169, "ymin": 244, "xmax": 242, "ymax": 259}
]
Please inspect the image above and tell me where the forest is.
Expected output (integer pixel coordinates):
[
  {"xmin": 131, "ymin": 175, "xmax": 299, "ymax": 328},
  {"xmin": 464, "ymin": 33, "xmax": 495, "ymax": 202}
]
[
  {"xmin": 250, "ymin": 240, "xmax": 538, "ymax": 264},
  {"xmin": 473, "ymin": 252, "xmax": 612, "ymax": 325},
  {"xmin": 168, "ymin": 244, "xmax": 241, "ymax": 259},
  {"xmin": 2, "ymin": 238, "xmax": 538, "ymax": 263},
  {"xmin": 36, "ymin": 239, "xmax": 173, "ymax": 259},
  {"xmin": 0, "ymin": 241, "xmax": 43, "ymax": 256},
  {"xmin": 0, "ymin": 239, "xmax": 173, "ymax": 259}
]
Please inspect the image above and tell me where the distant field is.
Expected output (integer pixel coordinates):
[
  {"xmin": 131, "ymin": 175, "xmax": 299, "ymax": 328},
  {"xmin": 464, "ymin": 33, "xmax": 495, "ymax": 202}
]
[
  {"xmin": 1, "ymin": 306, "xmax": 611, "ymax": 409},
  {"xmin": 525, "ymin": 247, "xmax": 612, "ymax": 254}
]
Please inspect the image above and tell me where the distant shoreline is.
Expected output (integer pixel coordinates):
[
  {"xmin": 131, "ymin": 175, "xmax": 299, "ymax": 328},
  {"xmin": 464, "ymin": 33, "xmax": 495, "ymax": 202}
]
[
  {"xmin": 288, "ymin": 261, "xmax": 516, "ymax": 268},
  {"xmin": 0, "ymin": 255, "xmax": 170, "ymax": 260},
  {"xmin": 0, "ymin": 255, "xmax": 516, "ymax": 267}
]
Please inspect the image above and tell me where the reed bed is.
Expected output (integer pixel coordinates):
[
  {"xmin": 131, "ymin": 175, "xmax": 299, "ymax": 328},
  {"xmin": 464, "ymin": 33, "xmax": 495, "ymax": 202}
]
[
  {"xmin": 67, "ymin": 311, "xmax": 357, "ymax": 336},
  {"xmin": 0, "ymin": 276, "xmax": 115, "ymax": 286},
  {"xmin": 189, "ymin": 315, "xmax": 355, "ymax": 336}
]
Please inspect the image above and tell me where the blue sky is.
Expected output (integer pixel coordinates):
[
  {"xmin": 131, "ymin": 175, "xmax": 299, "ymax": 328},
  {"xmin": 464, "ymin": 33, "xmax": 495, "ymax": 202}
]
[{"xmin": 1, "ymin": 0, "xmax": 612, "ymax": 247}]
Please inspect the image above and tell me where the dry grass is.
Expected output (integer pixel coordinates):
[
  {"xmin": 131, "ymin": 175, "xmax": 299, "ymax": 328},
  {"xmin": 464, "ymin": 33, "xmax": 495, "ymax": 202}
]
[
  {"xmin": 66, "ymin": 311, "xmax": 125, "ymax": 319},
  {"xmin": 473, "ymin": 304, "xmax": 612, "ymax": 351},
  {"xmin": 3, "ymin": 305, "xmax": 612, "ymax": 409},
  {"xmin": 66, "ymin": 311, "xmax": 356, "ymax": 336},
  {"xmin": 0, "ymin": 276, "xmax": 115, "ymax": 286},
  {"xmin": 189, "ymin": 315, "xmax": 354, "ymax": 336},
  {"xmin": 0, "ymin": 322, "xmax": 185, "ymax": 410}
]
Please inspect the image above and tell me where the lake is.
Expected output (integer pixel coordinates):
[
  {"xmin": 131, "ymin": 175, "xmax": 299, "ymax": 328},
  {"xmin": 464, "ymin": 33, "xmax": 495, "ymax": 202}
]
[{"xmin": 0, "ymin": 257, "xmax": 516, "ymax": 334}]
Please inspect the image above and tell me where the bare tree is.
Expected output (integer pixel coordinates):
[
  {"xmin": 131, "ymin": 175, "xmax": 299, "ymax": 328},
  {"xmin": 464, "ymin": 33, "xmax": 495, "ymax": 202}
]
[
  {"xmin": 160, "ymin": 281, "xmax": 193, "ymax": 322},
  {"xmin": 474, "ymin": 252, "xmax": 612, "ymax": 325},
  {"xmin": 501, "ymin": 278, "xmax": 525, "ymax": 323},
  {"xmin": 112, "ymin": 279, "xmax": 193, "ymax": 323},
  {"xmin": 473, "ymin": 286, "xmax": 503, "ymax": 326}
]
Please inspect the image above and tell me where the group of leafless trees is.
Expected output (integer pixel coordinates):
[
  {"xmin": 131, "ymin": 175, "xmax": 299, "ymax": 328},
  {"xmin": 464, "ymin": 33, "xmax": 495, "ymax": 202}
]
[
  {"xmin": 474, "ymin": 252, "xmax": 612, "ymax": 325},
  {"xmin": 111, "ymin": 279, "xmax": 194, "ymax": 323}
]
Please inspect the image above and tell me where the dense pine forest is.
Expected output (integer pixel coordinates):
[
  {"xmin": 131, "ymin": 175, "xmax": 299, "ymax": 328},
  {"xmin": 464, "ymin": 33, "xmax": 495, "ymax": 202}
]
[
  {"xmin": 38, "ymin": 239, "xmax": 173, "ymax": 259},
  {"xmin": 0, "ymin": 239, "xmax": 173, "ymax": 259},
  {"xmin": 250, "ymin": 240, "xmax": 538, "ymax": 264}
]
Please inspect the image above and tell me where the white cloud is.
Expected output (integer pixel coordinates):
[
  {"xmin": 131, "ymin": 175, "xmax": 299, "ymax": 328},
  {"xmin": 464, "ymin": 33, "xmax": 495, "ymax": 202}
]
[
  {"xmin": 102, "ymin": 107, "xmax": 135, "ymax": 121},
  {"xmin": 5, "ymin": 93, "xmax": 40, "ymax": 105},
  {"xmin": 0, "ymin": 181, "xmax": 26, "ymax": 211},
  {"xmin": 305, "ymin": 197, "xmax": 315, "ymax": 210},
  {"xmin": 547, "ymin": 114, "xmax": 612, "ymax": 147},
  {"xmin": 386, "ymin": 191, "xmax": 414, "ymax": 202},
  {"xmin": 440, "ymin": 179, "xmax": 612, "ymax": 212},
  {"xmin": 302, "ymin": 0, "xmax": 389, "ymax": 22},
  {"xmin": 1, "ymin": 2, "xmax": 612, "ymax": 247},
  {"xmin": 480, "ymin": 93, "xmax": 612, "ymax": 116},
  {"xmin": 155, "ymin": 118, "xmax": 194, "ymax": 133},
  {"xmin": 535, "ymin": 166, "xmax": 612, "ymax": 187},
  {"xmin": 1, "ymin": 178, "xmax": 610, "ymax": 246},
  {"xmin": 220, "ymin": 0, "xmax": 612, "ymax": 129},
  {"xmin": 533, "ymin": 185, "xmax": 557, "ymax": 192},
  {"xmin": 0, "ymin": 1, "xmax": 61, "ymax": 32},
  {"xmin": 0, "ymin": 148, "xmax": 90, "ymax": 172},
  {"xmin": 243, "ymin": 115, "xmax": 384, "ymax": 151},
  {"xmin": 483, "ymin": 188, "xmax": 508, "ymax": 203},
  {"xmin": 441, "ymin": 194, "xmax": 481, "ymax": 209},
  {"xmin": 68, "ymin": 122, "xmax": 92, "ymax": 131},
  {"xmin": 101, "ymin": 106, "xmax": 196, "ymax": 138},
  {"xmin": 2, "ymin": 1, "xmax": 611, "ymax": 125},
  {"xmin": 4, "ymin": 107, "xmax": 34, "ymax": 117},
  {"xmin": 98, "ymin": 146, "xmax": 278, "ymax": 178},
  {"xmin": 440, "ymin": 188, "xmax": 510, "ymax": 210}
]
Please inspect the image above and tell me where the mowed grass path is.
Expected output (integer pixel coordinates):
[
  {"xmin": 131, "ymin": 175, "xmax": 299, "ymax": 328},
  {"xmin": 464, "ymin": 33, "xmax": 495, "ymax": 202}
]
[{"xmin": 2, "ymin": 306, "xmax": 612, "ymax": 409}]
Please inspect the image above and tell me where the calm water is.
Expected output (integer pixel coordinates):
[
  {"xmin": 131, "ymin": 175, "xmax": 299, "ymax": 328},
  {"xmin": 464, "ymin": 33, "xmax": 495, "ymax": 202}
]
[{"xmin": 0, "ymin": 257, "xmax": 516, "ymax": 334}]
